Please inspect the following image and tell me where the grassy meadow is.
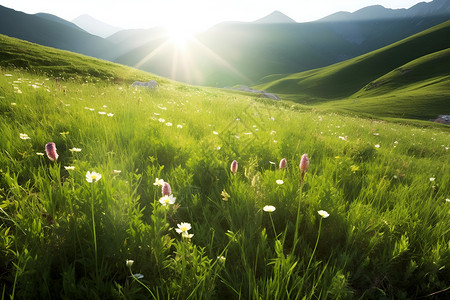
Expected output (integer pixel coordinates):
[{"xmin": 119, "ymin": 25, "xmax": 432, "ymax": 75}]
[{"xmin": 0, "ymin": 65, "xmax": 449, "ymax": 299}]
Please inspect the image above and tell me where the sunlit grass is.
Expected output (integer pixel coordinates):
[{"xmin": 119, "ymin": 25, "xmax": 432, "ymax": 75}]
[{"xmin": 0, "ymin": 69, "xmax": 449, "ymax": 299}]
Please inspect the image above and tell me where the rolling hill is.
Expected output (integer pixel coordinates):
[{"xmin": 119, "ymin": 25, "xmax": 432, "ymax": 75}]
[
  {"xmin": 0, "ymin": 33, "xmax": 161, "ymax": 83},
  {"xmin": 113, "ymin": 1, "xmax": 450, "ymax": 86},
  {"xmin": 255, "ymin": 21, "xmax": 450, "ymax": 120}
]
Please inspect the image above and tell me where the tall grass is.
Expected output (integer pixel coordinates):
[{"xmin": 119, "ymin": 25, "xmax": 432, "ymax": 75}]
[{"xmin": 0, "ymin": 70, "xmax": 449, "ymax": 299}]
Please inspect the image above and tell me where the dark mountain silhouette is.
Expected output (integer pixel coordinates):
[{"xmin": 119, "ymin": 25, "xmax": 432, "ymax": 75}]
[{"xmin": 0, "ymin": 5, "xmax": 115, "ymax": 59}]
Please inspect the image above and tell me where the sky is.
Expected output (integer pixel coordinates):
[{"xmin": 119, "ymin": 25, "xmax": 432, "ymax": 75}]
[{"xmin": 1, "ymin": 0, "xmax": 432, "ymax": 32}]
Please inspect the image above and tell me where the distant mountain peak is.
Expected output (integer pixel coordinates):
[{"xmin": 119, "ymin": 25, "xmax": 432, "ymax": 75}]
[
  {"xmin": 253, "ymin": 10, "xmax": 296, "ymax": 23},
  {"xmin": 72, "ymin": 14, "xmax": 121, "ymax": 38}
]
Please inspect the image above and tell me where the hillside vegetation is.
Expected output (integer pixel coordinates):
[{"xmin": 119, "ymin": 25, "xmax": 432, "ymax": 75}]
[
  {"xmin": 256, "ymin": 21, "xmax": 450, "ymax": 120},
  {"xmin": 0, "ymin": 35, "xmax": 449, "ymax": 299},
  {"xmin": 0, "ymin": 34, "xmax": 161, "ymax": 83}
]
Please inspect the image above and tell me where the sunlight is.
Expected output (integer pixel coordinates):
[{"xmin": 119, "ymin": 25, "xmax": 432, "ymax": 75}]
[{"xmin": 167, "ymin": 27, "xmax": 195, "ymax": 49}]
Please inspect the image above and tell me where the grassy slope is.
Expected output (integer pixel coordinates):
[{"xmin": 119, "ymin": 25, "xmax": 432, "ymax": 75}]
[
  {"xmin": 0, "ymin": 33, "xmax": 449, "ymax": 299},
  {"xmin": 0, "ymin": 34, "xmax": 163, "ymax": 83},
  {"xmin": 256, "ymin": 21, "xmax": 450, "ymax": 119}
]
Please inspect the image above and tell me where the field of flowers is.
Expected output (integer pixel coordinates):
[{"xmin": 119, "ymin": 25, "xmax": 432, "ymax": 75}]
[{"xmin": 0, "ymin": 70, "xmax": 449, "ymax": 299}]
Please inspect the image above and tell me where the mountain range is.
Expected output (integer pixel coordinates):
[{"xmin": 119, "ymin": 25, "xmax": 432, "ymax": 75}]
[
  {"xmin": 72, "ymin": 14, "xmax": 122, "ymax": 38},
  {"xmin": 0, "ymin": 0, "xmax": 449, "ymax": 87}
]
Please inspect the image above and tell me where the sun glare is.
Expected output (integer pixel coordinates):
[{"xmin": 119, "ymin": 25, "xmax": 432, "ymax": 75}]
[{"xmin": 167, "ymin": 27, "xmax": 195, "ymax": 49}]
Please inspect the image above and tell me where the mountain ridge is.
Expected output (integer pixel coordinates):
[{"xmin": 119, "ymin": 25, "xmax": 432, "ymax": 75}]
[
  {"xmin": 253, "ymin": 10, "xmax": 296, "ymax": 23},
  {"xmin": 0, "ymin": 1, "xmax": 449, "ymax": 86},
  {"xmin": 72, "ymin": 14, "xmax": 122, "ymax": 38}
]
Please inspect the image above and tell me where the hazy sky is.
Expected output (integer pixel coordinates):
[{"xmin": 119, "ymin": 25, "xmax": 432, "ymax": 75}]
[{"xmin": 1, "ymin": 0, "xmax": 432, "ymax": 31}]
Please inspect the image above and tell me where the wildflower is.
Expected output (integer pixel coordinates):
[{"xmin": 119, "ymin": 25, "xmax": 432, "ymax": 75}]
[
  {"xmin": 177, "ymin": 124, "xmax": 183, "ymax": 128},
  {"xmin": 107, "ymin": 113, "xmax": 114, "ymax": 117},
  {"xmin": 86, "ymin": 171, "xmax": 102, "ymax": 183},
  {"xmin": 230, "ymin": 160, "xmax": 238, "ymax": 174},
  {"xmin": 213, "ymin": 131, "xmax": 218, "ymax": 135},
  {"xmin": 269, "ymin": 161, "xmax": 276, "ymax": 165},
  {"xmin": 69, "ymin": 147, "xmax": 82, "ymax": 152},
  {"xmin": 393, "ymin": 175, "xmax": 398, "ymax": 179},
  {"xmin": 279, "ymin": 158, "xmax": 287, "ymax": 169},
  {"xmin": 131, "ymin": 273, "xmax": 144, "ymax": 279},
  {"xmin": 263, "ymin": 205, "xmax": 276, "ymax": 212},
  {"xmin": 161, "ymin": 182, "xmax": 172, "ymax": 196},
  {"xmin": 11, "ymin": 102, "xmax": 16, "ymax": 106},
  {"xmin": 36, "ymin": 152, "xmax": 44, "ymax": 156},
  {"xmin": 153, "ymin": 178, "xmax": 164, "ymax": 186},
  {"xmin": 276, "ymin": 179, "xmax": 284, "ymax": 185},
  {"xmin": 64, "ymin": 166, "xmax": 75, "ymax": 170},
  {"xmin": 299, "ymin": 154, "xmax": 309, "ymax": 182},
  {"xmin": 159, "ymin": 195, "xmax": 176, "ymax": 206},
  {"xmin": 446, "ymin": 198, "xmax": 450, "ymax": 203},
  {"xmin": 125, "ymin": 260, "xmax": 134, "ymax": 268},
  {"xmin": 158, "ymin": 118, "xmax": 165, "ymax": 122},
  {"xmin": 98, "ymin": 111, "xmax": 106, "ymax": 115},
  {"xmin": 165, "ymin": 122, "xmax": 173, "ymax": 126},
  {"xmin": 217, "ymin": 255, "xmax": 226, "ymax": 262},
  {"xmin": 112, "ymin": 170, "xmax": 121, "ymax": 174},
  {"xmin": 182, "ymin": 232, "xmax": 194, "ymax": 239},
  {"xmin": 175, "ymin": 222, "xmax": 192, "ymax": 234},
  {"xmin": 350, "ymin": 165, "xmax": 359, "ymax": 172},
  {"xmin": 430, "ymin": 178, "xmax": 435, "ymax": 181},
  {"xmin": 221, "ymin": 190, "xmax": 230, "ymax": 201},
  {"xmin": 20, "ymin": 133, "xmax": 31, "ymax": 140},
  {"xmin": 375, "ymin": 144, "xmax": 380, "ymax": 148},
  {"xmin": 318, "ymin": 210, "xmax": 329, "ymax": 218},
  {"xmin": 45, "ymin": 142, "xmax": 59, "ymax": 162}
]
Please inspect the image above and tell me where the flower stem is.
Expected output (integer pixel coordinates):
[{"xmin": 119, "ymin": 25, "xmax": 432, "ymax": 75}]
[
  {"xmin": 91, "ymin": 184, "xmax": 98, "ymax": 281},
  {"xmin": 269, "ymin": 213, "xmax": 277, "ymax": 238},
  {"xmin": 291, "ymin": 185, "xmax": 303, "ymax": 254},
  {"xmin": 306, "ymin": 218, "xmax": 322, "ymax": 272}
]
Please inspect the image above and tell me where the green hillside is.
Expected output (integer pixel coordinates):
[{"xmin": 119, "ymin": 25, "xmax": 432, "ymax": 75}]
[
  {"xmin": 1, "ymin": 32, "xmax": 449, "ymax": 299},
  {"xmin": 0, "ymin": 34, "xmax": 162, "ymax": 83},
  {"xmin": 256, "ymin": 21, "xmax": 450, "ymax": 120},
  {"xmin": 0, "ymin": 5, "xmax": 114, "ymax": 60}
]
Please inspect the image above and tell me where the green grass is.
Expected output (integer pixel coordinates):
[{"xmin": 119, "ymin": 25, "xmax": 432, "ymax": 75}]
[
  {"xmin": 0, "ymin": 66, "xmax": 449, "ymax": 299},
  {"xmin": 0, "ymin": 34, "xmax": 161, "ymax": 83},
  {"xmin": 255, "ymin": 21, "xmax": 450, "ymax": 120},
  {"xmin": 0, "ymin": 31, "xmax": 449, "ymax": 299}
]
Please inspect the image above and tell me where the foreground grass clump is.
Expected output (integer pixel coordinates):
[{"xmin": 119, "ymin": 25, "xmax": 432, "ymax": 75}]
[{"xmin": 0, "ymin": 70, "xmax": 449, "ymax": 299}]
